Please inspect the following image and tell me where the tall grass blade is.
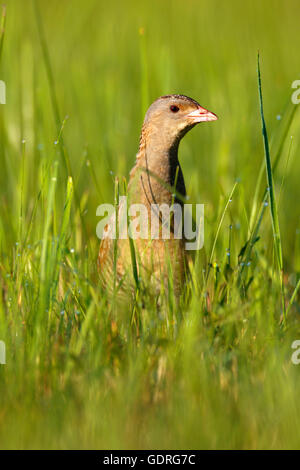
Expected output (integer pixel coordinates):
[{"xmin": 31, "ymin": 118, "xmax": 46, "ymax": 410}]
[
  {"xmin": 205, "ymin": 181, "xmax": 238, "ymax": 284},
  {"xmin": 113, "ymin": 177, "xmax": 120, "ymax": 295},
  {"xmin": 52, "ymin": 176, "xmax": 74, "ymax": 301},
  {"xmin": 286, "ymin": 278, "xmax": 300, "ymax": 317},
  {"xmin": 257, "ymin": 53, "xmax": 286, "ymax": 322},
  {"xmin": 249, "ymin": 100, "xmax": 298, "ymax": 233},
  {"xmin": 0, "ymin": 5, "xmax": 6, "ymax": 63}
]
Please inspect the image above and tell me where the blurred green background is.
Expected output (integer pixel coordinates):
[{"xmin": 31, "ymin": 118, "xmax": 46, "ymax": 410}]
[
  {"xmin": 2, "ymin": 0, "xmax": 300, "ymax": 254},
  {"xmin": 0, "ymin": 0, "xmax": 300, "ymax": 449}
]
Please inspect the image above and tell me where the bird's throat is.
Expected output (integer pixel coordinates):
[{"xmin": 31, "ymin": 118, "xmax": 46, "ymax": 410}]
[{"xmin": 129, "ymin": 131, "xmax": 186, "ymax": 207}]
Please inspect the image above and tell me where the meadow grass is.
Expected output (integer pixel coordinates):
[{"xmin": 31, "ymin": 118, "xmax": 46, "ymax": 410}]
[{"xmin": 0, "ymin": 0, "xmax": 300, "ymax": 449}]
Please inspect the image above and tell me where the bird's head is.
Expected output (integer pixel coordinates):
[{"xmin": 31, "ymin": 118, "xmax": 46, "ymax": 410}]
[{"xmin": 141, "ymin": 94, "xmax": 218, "ymax": 152}]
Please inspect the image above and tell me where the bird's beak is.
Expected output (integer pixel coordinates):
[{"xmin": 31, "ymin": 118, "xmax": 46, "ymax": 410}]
[{"xmin": 187, "ymin": 107, "xmax": 218, "ymax": 123}]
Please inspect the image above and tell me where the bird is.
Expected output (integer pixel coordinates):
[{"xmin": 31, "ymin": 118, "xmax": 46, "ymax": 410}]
[{"xmin": 98, "ymin": 94, "xmax": 218, "ymax": 304}]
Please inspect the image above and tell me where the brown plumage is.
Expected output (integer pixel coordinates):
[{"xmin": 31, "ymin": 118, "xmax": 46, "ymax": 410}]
[{"xmin": 98, "ymin": 94, "xmax": 218, "ymax": 302}]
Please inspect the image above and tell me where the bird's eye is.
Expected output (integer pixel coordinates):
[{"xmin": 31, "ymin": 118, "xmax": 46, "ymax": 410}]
[{"xmin": 170, "ymin": 105, "xmax": 180, "ymax": 113}]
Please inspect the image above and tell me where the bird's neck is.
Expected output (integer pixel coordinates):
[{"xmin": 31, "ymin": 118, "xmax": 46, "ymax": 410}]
[{"xmin": 129, "ymin": 125, "xmax": 186, "ymax": 206}]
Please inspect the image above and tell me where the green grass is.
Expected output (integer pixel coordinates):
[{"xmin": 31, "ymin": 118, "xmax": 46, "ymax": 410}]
[{"xmin": 0, "ymin": 0, "xmax": 300, "ymax": 449}]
